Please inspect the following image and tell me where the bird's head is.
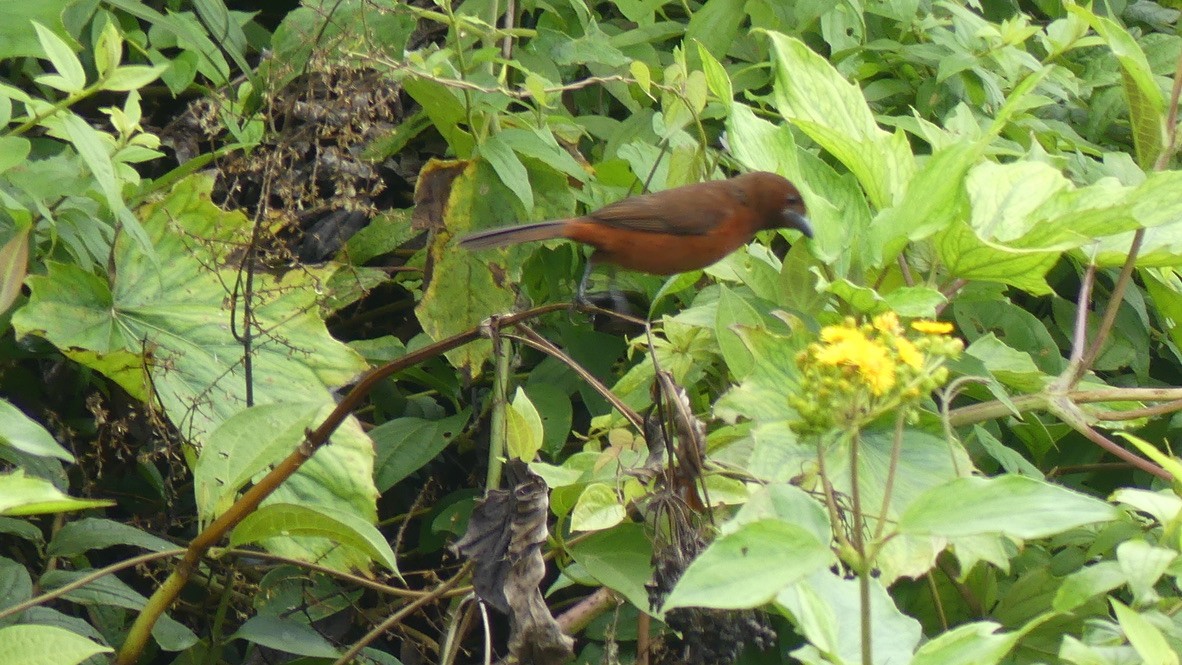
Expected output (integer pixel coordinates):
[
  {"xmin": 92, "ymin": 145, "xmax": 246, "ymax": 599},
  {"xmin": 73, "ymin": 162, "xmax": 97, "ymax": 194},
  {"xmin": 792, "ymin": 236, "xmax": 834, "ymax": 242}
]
[{"xmin": 740, "ymin": 171, "xmax": 813, "ymax": 238}]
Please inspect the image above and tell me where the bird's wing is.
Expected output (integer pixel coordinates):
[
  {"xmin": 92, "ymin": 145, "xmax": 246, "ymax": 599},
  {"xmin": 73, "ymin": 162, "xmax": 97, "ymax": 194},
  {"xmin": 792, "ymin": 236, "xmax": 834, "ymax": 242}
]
[{"xmin": 588, "ymin": 180, "xmax": 739, "ymax": 235}]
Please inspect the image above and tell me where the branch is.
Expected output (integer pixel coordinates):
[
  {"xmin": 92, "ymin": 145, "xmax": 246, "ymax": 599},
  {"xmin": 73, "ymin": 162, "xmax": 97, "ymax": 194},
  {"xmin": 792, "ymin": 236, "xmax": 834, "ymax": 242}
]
[
  {"xmin": 946, "ymin": 387, "xmax": 1182, "ymax": 427},
  {"xmin": 0, "ymin": 549, "xmax": 185, "ymax": 623},
  {"xmin": 333, "ymin": 562, "xmax": 474, "ymax": 665},
  {"xmin": 1048, "ymin": 397, "xmax": 1171, "ymax": 481},
  {"xmin": 115, "ymin": 302, "xmax": 572, "ymax": 665}
]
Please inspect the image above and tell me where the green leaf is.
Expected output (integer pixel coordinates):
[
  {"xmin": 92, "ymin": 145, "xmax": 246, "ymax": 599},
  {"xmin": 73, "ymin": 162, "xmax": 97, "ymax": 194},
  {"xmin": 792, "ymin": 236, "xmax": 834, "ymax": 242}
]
[
  {"xmin": 231, "ymin": 503, "xmax": 399, "ymax": 575},
  {"xmin": 12, "ymin": 175, "xmax": 375, "ymax": 570},
  {"xmin": 898, "ymin": 475, "xmax": 1119, "ymax": 539},
  {"xmin": 1070, "ymin": 7, "xmax": 1166, "ymax": 168},
  {"xmin": 911, "ymin": 621, "xmax": 1023, "ymax": 665},
  {"xmin": 1053, "ymin": 561, "xmax": 1125, "ymax": 613},
  {"xmin": 0, "ymin": 398, "xmax": 73, "ymax": 462},
  {"xmin": 507, "ymin": 387, "xmax": 545, "ymax": 461},
  {"xmin": 964, "ymin": 334, "xmax": 1047, "ymax": 393},
  {"xmin": 714, "ymin": 285, "xmax": 764, "ymax": 378},
  {"xmin": 663, "ymin": 519, "xmax": 832, "ymax": 609},
  {"xmin": 497, "ymin": 128, "xmax": 588, "ymax": 182},
  {"xmin": 58, "ymin": 114, "xmax": 155, "ymax": 259},
  {"xmin": 372, "ymin": 411, "xmax": 468, "ymax": 492},
  {"xmin": 230, "ymin": 615, "xmax": 341, "ymax": 658},
  {"xmin": 0, "ymin": 554, "xmax": 33, "ymax": 615},
  {"xmin": 48, "ymin": 518, "xmax": 176, "ymax": 555},
  {"xmin": 966, "ymin": 161, "xmax": 1068, "ymax": 242},
  {"xmin": 936, "ymin": 220, "xmax": 1057, "ymax": 295},
  {"xmin": 0, "ymin": 209, "xmax": 28, "ymax": 317},
  {"xmin": 570, "ymin": 483, "xmax": 626, "ymax": 532},
  {"xmin": 41, "ymin": 570, "xmax": 197, "ymax": 650},
  {"xmin": 1111, "ymin": 488, "xmax": 1182, "ymax": 525},
  {"xmin": 1112, "ymin": 599, "xmax": 1178, "ymax": 665},
  {"xmin": 696, "ymin": 41, "xmax": 732, "ymax": 111},
  {"xmin": 715, "ymin": 327, "xmax": 804, "ymax": 422},
  {"xmin": 727, "ymin": 483, "xmax": 831, "ymax": 545},
  {"xmin": 94, "ymin": 21, "xmax": 121, "ymax": 78},
  {"xmin": 973, "ymin": 426, "xmax": 1043, "ymax": 478},
  {"xmin": 726, "ymin": 103, "xmax": 799, "ymax": 181},
  {"xmin": 102, "ymin": 65, "xmax": 167, "ymax": 92},
  {"xmin": 871, "ymin": 140, "xmax": 983, "ymax": 265},
  {"xmin": 776, "ymin": 571, "xmax": 922, "ymax": 664},
  {"xmin": 766, "ymin": 32, "xmax": 913, "ymax": 209},
  {"xmin": 417, "ymin": 161, "xmax": 564, "ymax": 373},
  {"xmin": 568, "ymin": 523, "xmax": 654, "ymax": 614},
  {"xmin": 0, "ymin": 471, "xmax": 113, "ymax": 516},
  {"xmin": 1117, "ymin": 539, "xmax": 1176, "ymax": 604},
  {"xmin": 480, "ymin": 133, "xmax": 533, "ymax": 212},
  {"xmin": 403, "ymin": 79, "xmax": 472, "ymax": 155},
  {"xmin": 0, "ymin": 136, "xmax": 30, "ymax": 175},
  {"xmin": 0, "ymin": 625, "xmax": 111, "ymax": 665},
  {"xmin": 33, "ymin": 22, "xmax": 85, "ymax": 93},
  {"xmin": 192, "ymin": 402, "xmax": 323, "ymax": 525},
  {"xmin": 686, "ymin": 0, "xmax": 745, "ymax": 62}
]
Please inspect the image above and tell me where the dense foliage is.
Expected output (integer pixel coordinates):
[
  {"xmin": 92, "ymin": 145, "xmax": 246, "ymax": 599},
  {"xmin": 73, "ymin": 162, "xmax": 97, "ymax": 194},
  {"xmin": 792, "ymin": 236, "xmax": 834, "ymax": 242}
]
[{"xmin": 2, "ymin": 0, "xmax": 1182, "ymax": 664}]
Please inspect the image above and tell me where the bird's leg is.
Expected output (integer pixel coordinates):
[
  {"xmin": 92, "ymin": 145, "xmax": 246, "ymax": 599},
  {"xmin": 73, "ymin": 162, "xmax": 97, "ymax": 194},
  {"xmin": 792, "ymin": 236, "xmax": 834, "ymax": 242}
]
[
  {"xmin": 603, "ymin": 266, "xmax": 629, "ymax": 312},
  {"xmin": 575, "ymin": 257, "xmax": 595, "ymax": 307}
]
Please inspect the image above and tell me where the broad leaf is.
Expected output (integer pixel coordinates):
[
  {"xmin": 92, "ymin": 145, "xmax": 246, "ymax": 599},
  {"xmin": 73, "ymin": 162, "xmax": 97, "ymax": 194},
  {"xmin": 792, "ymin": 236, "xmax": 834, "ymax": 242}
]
[
  {"xmin": 663, "ymin": 519, "xmax": 832, "ymax": 609},
  {"xmin": 898, "ymin": 475, "xmax": 1118, "ymax": 539},
  {"xmin": 0, "ymin": 625, "xmax": 111, "ymax": 665}
]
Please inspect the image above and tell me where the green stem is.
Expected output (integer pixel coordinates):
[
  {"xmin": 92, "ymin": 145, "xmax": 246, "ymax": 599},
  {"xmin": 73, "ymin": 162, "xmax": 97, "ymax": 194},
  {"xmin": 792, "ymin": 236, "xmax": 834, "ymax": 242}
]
[
  {"xmin": 847, "ymin": 429, "xmax": 872, "ymax": 665},
  {"xmin": 7, "ymin": 84, "xmax": 100, "ymax": 137},
  {"xmin": 486, "ymin": 327, "xmax": 510, "ymax": 490},
  {"xmin": 873, "ymin": 412, "xmax": 906, "ymax": 542}
]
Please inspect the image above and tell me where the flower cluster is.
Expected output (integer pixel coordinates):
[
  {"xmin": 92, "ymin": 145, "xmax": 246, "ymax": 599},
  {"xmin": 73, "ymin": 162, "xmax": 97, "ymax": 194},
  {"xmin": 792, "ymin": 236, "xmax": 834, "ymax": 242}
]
[{"xmin": 789, "ymin": 312, "xmax": 963, "ymax": 435}]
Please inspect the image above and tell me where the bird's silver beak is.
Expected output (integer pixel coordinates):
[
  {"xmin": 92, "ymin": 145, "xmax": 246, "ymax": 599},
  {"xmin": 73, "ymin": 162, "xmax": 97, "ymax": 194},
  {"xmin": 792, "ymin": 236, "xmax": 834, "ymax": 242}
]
[{"xmin": 784, "ymin": 210, "xmax": 813, "ymax": 239}]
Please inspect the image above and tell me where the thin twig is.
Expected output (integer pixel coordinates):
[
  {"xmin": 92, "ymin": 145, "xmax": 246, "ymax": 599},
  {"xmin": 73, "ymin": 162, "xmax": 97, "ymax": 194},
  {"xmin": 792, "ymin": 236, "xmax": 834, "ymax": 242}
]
[
  {"xmin": 0, "ymin": 549, "xmax": 186, "ymax": 623},
  {"xmin": 333, "ymin": 563, "xmax": 473, "ymax": 665},
  {"xmin": 1050, "ymin": 397, "xmax": 1171, "ymax": 481},
  {"xmin": 1067, "ymin": 262, "xmax": 1095, "ymax": 369},
  {"xmin": 1072, "ymin": 232, "xmax": 1142, "ymax": 385},
  {"xmin": 1090, "ymin": 398, "xmax": 1182, "ymax": 422},
  {"xmin": 217, "ymin": 548, "xmax": 471, "ymax": 598},
  {"xmin": 508, "ymin": 326, "xmax": 646, "ymax": 431}
]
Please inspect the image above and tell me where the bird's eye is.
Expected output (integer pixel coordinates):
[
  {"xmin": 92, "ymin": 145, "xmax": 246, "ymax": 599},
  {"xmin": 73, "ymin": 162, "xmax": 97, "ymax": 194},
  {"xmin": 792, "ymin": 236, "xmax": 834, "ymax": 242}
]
[{"xmin": 786, "ymin": 194, "xmax": 803, "ymax": 206}]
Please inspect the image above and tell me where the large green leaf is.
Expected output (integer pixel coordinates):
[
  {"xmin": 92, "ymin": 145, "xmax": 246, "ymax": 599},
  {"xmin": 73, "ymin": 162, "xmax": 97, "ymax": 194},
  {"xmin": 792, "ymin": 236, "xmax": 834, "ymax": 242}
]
[
  {"xmin": 663, "ymin": 519, "xmax": 832, "ymax": 610},
  {"xmin": 910, "ymin": 621, "xmax": 1024, "ymax": 665},
  {"xmin": 748, "ymin": 425, "xmax": 972, "ymax": 581},
  {"xmin": 230, "ymin": 503, "xmax": 399, "ymax": 575},
  {"xmin": 371, "ymin": 411, "xmax": 469, "ymax": 492},
  {"xmin": 0, "ymin": 472, "xmax": 113, "ymax": 516},
  {"xmin": 12, "ymin": 175, "xmax": 376, "ymax": 570},
  {"xmin": 1070, "ymin": 6, "xmax": 1166, "ymax": 168},
  {"xmin": 567, "ymin": 523, "xmax": 654, "ymax": 614},
  {"xmin": 0, "ymin": 398, "xmax": 73, "ymax": 462},
  {"xmin": 898, "ymin": 475, "xmax": 1119, "ymax": 539},
  {"xmin": 0, "ymin": 625, "xmax": 111, "ymax": 665},
  {"xmin": 41, "ymin": 569, "xmax": 197, "ymax": 650},
  {"xmin": 767, "ymin": 32, "xmax": 913, "ymax": 210},
  {"xmin": 193, "ymin": 402, "xmax": 323, "ymax": 524},
  {"xmin": 776, "ymin": 571, "xmax": 922, "ymax": 665}
]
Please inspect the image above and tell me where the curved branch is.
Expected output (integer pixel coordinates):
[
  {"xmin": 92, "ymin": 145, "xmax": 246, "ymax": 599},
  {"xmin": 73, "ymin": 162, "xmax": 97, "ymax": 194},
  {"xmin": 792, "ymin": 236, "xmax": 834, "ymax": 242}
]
[{"xmin": 115, "ymin": 302, "xmax": 573, "ymax": 665}]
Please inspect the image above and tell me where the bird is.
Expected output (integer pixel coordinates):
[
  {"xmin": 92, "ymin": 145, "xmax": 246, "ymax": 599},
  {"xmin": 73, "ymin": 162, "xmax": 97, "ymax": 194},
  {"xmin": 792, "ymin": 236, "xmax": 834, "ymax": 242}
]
[{"xmin": 458, "ymin": 171, "xmax": 812, "ymax": 302}]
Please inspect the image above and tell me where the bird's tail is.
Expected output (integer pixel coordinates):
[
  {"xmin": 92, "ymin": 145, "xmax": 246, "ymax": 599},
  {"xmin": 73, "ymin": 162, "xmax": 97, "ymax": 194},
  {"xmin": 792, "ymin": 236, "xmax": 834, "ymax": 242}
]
[{"xmin": 457, "ymin": 220, "xmax": 569, "ymax": 250}]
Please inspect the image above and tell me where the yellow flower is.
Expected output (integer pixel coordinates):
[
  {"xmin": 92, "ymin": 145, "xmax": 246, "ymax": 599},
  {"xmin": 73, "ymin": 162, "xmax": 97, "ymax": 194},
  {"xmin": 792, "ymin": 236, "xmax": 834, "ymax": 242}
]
[
  {"xmin": 815, "ymin": 330, "xmax": 897, "ymax": 396},
  {"xmin": 895, "ymin": 336, "xmax": 924, "ymax": 370},
  {"xmin": 873, "ymin": 311, "xmax": 901, "ymax": 334},
  {"xmin": 911, "ymin": 320, "xmax": 953, "ymax": 334},
  {"xmin": 820, "ymin": 325, "xmax": 857, "ymax": 344}
]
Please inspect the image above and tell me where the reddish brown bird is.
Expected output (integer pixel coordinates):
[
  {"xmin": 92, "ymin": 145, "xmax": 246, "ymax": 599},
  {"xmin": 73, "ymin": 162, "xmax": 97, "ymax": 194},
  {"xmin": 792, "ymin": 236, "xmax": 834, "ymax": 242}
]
[{"xmin": 458, "ymin": 171, "xmax": 811, "ymax": 301}]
